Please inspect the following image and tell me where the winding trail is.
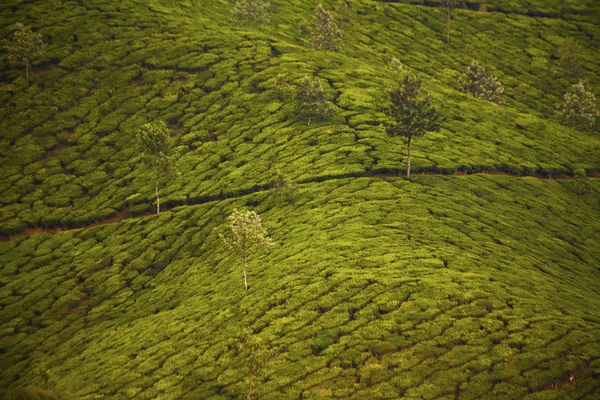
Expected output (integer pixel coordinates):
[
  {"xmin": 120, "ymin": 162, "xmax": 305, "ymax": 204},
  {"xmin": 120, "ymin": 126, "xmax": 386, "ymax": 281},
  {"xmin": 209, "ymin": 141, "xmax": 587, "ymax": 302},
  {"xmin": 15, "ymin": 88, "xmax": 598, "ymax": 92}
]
[{"xmin": 1, "ymin": 168, "xmax": 597, "ymax": 242}]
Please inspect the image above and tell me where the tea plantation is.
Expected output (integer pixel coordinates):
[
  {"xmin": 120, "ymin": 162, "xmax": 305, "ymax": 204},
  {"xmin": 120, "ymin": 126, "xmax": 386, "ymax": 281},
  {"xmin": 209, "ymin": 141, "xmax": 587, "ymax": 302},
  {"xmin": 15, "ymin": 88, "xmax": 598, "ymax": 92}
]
[{"xmin": 1, "ymin": 0, "xmax": 600, "ymax": 398}]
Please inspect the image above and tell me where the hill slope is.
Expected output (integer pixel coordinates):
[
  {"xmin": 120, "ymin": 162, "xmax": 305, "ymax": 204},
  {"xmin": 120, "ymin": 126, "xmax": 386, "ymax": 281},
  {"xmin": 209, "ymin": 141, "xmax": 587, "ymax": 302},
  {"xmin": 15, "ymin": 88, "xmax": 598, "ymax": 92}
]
[{"xmin": 1, "ymin": 0, "xmax": 600, "ymax": 399}]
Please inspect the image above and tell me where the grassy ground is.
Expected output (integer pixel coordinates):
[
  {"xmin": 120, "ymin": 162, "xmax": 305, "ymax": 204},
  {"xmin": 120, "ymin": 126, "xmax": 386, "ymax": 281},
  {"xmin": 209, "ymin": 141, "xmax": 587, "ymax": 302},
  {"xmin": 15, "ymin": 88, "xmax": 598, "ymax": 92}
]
[{"xmin": 1, "ymin": 0, "xmax": 600, "ymax": 398}]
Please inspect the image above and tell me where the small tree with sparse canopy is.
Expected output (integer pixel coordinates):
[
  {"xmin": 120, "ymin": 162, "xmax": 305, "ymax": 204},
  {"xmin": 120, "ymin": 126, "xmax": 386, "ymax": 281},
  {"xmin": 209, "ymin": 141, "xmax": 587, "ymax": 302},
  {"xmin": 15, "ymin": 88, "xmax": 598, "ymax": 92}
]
[
  {"xmin": 311, "ymin": 5, "xmax": 342, "ymax": 51},
  {"xmin": 557, "ymin": 38, "xmax": 585, "ymax": 81},
  {"xmin": 556, "ymin": 81, "xmax": 599, "ymax": 130},
  {"xmin": 220, "ymin": 209, "xmax": 274, "ymax": 292},
  {"xmin": 270, "ymin": 169, "xmax": 296, "ymax": 200},
  {"xmin": 231, "ymin": 0, "xmax": 270, "ymax": 31},
  {"xmin": 137, "ymin": 121, "xmax": 177, "ymax": 215},
  {"xmin": 237, "ymin": 328, "xmax": 273, "ymax": 399},
  {"xmin": 296, "ymin": 75, "xmax": 331, "ymax": 125},
  {"xmin": 460, "ymin": 60, "xmax": 505, "ymax": 104},
  {"xmin": 385, "ymin": 73, "xmax": 442, "ymax": 179},
  {"xmin": 3, "ymin": 22, "xmax": 46, "ymax": 80},
  {"xmin": 440, "ymin": 0, "xmax": 457, "ymax": 44}
]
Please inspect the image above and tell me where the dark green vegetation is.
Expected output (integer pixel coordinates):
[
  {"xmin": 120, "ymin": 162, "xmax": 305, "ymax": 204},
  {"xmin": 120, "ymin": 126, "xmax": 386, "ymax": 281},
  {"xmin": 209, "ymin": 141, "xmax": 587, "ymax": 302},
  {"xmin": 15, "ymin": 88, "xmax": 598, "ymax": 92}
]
[{"xmin": 1, "ymin": 0, "xmax": 600, "ymax": 398}]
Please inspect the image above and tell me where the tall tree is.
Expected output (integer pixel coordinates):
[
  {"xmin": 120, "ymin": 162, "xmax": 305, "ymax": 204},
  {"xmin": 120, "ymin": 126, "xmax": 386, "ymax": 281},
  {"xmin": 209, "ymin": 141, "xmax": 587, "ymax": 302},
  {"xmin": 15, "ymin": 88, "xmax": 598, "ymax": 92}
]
[
  {"xmin": 237, "ymin": 328, "xmax": 273, "ymax": 399},
  {"xmin": 296, "ymin": 75, "xmax": 331, "ymax": 125},
  {"xmin": 557, "ymin": 38, "xmax": 585, "ymax": 81},
  {"xmin": 311, "ymin": 5, "xmax": 342, "ymax": 51},
  {"xmin": 460, "ymin": 60, "xmax": 505, "ymax": 104},
  {"xmin": 270, "ymin": 169, "xmax": 296, "ymax": 200},
  {"xmin": 440, "ymin": 0, "xmax": 457, "ymax": 44},
  {"xmin": 385, "ymin": 74, "xmax": 443, "ymax": 179},
  {"xmin": 556, "ymin": 81, "xmax": 599, "ymax": 131},
  {"xmin": 231, "ymin": 0, "xmax": 270, "ymax": 31},
  {"xmin": 3, "ymin": 22, "xmax": 46, "ymax": 80},
  {"xmin": 137, "ymin": 121, "xmax": 177, "ymax": 214},
  {"xmin": 220, "ymin": 209, "xmax": 275, "ymax": 292}
]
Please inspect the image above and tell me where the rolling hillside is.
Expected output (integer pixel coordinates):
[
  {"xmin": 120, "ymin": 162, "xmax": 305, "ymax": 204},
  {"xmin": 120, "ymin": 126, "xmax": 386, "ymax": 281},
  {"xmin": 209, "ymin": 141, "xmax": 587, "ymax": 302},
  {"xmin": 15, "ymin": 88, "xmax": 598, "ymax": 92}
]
[{"xmin": 1, "ymin": 0, "xmax": 600, "ymax": 398}]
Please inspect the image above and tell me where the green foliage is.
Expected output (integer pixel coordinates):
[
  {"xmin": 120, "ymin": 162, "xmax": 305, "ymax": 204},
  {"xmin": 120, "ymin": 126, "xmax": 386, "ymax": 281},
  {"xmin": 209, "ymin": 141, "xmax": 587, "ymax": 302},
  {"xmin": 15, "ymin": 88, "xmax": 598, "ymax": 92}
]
[
  {"xmin": 388, "ymin": 56, "xmax": 404, "ymax": 73},
  {"xmin": 3, "ymin": 22, "xmax": 46, "ymax": 80},
  {"xmin": 269, "ymin": 169, "xmax": 296, "ymax": 200},
  {"xmin": 572, "ymin": 168, "xmax": 591, "ymax": 195},
  {"xmin": 555, "ymin": 81, "xmax": 599, "ymax": 130},
  {"xmin": 310, "ymin": 5, "xmax": 342, "ymax": 51},
  {"xmin": 296, "ymin": 75, "xmax": 332, "ymax": 124},
  {"xmin": 137, "ymin": 120, "xmax": 177, "ymax": 214},
  {"xmin": 2, "ymin": 176, "xmax": 600, "ymax": 398},
  {"xmin": 1, "ymin": 1, "xmax": 600, "ymax": 396},
  {"xmin": 385, "ymin": 73, "xmax": 443, "ymax": 178},
  {"xmin": 236, "ymin": 328, "xmax": 274, "ymax": 399},
  {"xmin": 219, "ymin": 208, "xmax": 274, "ymax": 291},
  {"xmin": 231, "ymin": 0, "xmax": 270, "ymax": 31},
  {"xmin": 557, "ymin": 38, "xmax": 585, "ymax": 81},
  {"xmin": 460, "ymin": 60, "xmax": 505, "ymax": 104},
  {"xmin": 440, "ymin": 0, "xmax": 458, "ymax": 44}
]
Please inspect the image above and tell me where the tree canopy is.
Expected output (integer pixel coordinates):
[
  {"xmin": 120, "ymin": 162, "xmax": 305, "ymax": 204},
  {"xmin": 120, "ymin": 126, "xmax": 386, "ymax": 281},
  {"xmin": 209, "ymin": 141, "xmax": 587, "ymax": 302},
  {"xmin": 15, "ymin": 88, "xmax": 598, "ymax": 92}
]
[
  {"xmin": 385, "ymin": 73, "xmax": 443, "ymax": 178},
  {"xmin": 3, "ymin": 22, "xmax": 46, "ymax": 80},
  {"xmin": 220, "ymin": 209, "xmax": 275, "ymax": 291}
]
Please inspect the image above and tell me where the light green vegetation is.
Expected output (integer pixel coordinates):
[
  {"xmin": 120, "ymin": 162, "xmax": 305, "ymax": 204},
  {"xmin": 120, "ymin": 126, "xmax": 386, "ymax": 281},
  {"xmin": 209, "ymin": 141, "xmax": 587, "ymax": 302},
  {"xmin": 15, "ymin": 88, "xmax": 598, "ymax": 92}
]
[
  {"xmin": 0, "ymin": 0, "xmax": 599, "ymax": 234},
  {"xmin": 1, "ymin": 0, "xmax": 600, "ymax": 398},
  {"xmin": 1, "ymin": 176, "xmax": 600, "ymax": 398}
]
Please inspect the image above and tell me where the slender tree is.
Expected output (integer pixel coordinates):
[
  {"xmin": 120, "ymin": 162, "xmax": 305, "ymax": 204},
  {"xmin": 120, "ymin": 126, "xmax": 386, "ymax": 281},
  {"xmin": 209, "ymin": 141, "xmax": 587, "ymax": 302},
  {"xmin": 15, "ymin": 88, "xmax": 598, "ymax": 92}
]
[
  {"xmin": 231, "ymin": 0, "xmax": 270, "ymax": 31},
  {"xmin": 556, "ymin": 81, "xmax": 599, "ymax": 130},
  {"xmin": 270, "ymin": 169, "xmax": 296, "ymax": 200},
  {"xmin": 440, "ymin": 0, "xmax": 457, "ymax": 44},
  {"xmin": 572, "ymin": 168, "xmax": 591, "ymax": 195},
  {"xmin": 3, "ymin": 22, "xmax": 46, "ymax": 80},
  {"xmin": 311, "ymin": 5, "xmax": 342, "ymax": 51},
  {"xmin": 557, "ymin": 38, "xmax": 585, "ymax": 81},
  {"xmin": 385, "ymin": 74, "xmax": 443, "ymax": 179},
  {"xmin": 296, "ymin": 75, "xmax": 331, "ymax": 125},
  {"xmin": 137, "ymin": 121, "xmax": 177, "ymax": 214},
  {"xmin": 460, "ymin": 60, "xmax": 505, "ymax": 104},
  {"xmin": 220, "ymin": 209, "xmax": 274, "ymax": 291},
  {"xmin": 237, "ymin": 328, "xmax": 272, "ymax": 399}
]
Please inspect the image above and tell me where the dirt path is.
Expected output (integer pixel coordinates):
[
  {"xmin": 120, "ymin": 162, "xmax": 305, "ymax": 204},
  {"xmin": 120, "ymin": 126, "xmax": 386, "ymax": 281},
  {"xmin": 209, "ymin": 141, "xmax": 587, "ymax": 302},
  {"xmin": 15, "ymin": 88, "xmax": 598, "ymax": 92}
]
[{"xmin": 0, "ymin": 168, "xmax": 596, "ymax": 242}]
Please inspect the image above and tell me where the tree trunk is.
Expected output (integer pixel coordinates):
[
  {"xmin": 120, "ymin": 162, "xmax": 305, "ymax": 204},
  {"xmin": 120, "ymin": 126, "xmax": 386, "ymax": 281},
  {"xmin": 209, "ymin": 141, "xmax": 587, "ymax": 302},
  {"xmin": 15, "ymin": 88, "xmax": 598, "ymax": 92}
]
[
  {"xmin": 243, "ymin": 250, "xmax": 248, "ymax": 291},
  {"xmin": 246, "ymin": 374, "xmax": 252, "ymax": 400},
  {"xmin": 307, "ymin": 117, "xmax": 311, "ymax": 126},
  {"xmin": 26, "ymin": 60, "xmax": 29, "ymax": 81},
  {"xmin": 406, "ymin": 136, "xmax": 412, "ymax": 179},
  {"xmin": 155, "ymin": 175, "xmax": 160, "ymax": 214}
]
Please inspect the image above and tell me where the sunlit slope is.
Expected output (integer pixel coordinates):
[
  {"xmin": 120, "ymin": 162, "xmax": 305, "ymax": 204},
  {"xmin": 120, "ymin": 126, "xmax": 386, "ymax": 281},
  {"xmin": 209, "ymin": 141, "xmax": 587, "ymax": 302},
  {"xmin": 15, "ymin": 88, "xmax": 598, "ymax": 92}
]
[
  {"xmin": 1, "ymin": 0, "xmax": 600, "ymax": 234},
  {"xmin": 1, "ymin": 176, "xmax": 600, "ymax": 398}
]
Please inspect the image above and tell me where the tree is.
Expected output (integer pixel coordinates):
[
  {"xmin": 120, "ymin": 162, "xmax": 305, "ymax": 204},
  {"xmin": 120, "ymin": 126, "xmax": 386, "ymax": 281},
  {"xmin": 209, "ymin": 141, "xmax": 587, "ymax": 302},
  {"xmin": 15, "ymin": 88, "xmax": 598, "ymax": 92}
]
[
  {"xmin": 572, "ymin": 168, "xmax": 591, "ymax": 195},
  {"xmin": 237, "ymin": 328, "xmax": 273, "ymax": 399},
  {"xmin": 388, "ymin": 56, "xmax": 404, "ymax": 73},
  {"xmin": 231, "ymin": 0, "xmax": 270, "ymax": 31},
  {"xmin": 311, "ymin": 5, "xmax": 342, "ymax": 51},
  {"xmin": 385, "ymin": 73, "xmax": 442, "ymax": 179},
  {"xmin": 137, "ymin": 121, "xmax": 177, "ymax": 215},
  {"xmin": 296, "ymin": 75, "xmax": 331, "ymax": 125},
  {"xmin": 556, "ymin": 81, "xmax": 599, "ymax": 130},
  {"xmin": 440, "ymin": 0, "xmax": 457, "ymax": 44},
  {"xmin": 270, "ymin": 169, "xmax": 296, "ymax": 200},
  {"xmin": 3, "ymin": 22, "xmax": 46, "ymax": 80},
  {"xmin": 219, "ymin": 209, "xmax": 274, "ymax": 291},
  {"xmin": 557, "ymin": 38, "xmax": 584, "ymax": 81},
  {"xmin": 460, "ymin": 60, "xmax": 505, "ymax": 104}
]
